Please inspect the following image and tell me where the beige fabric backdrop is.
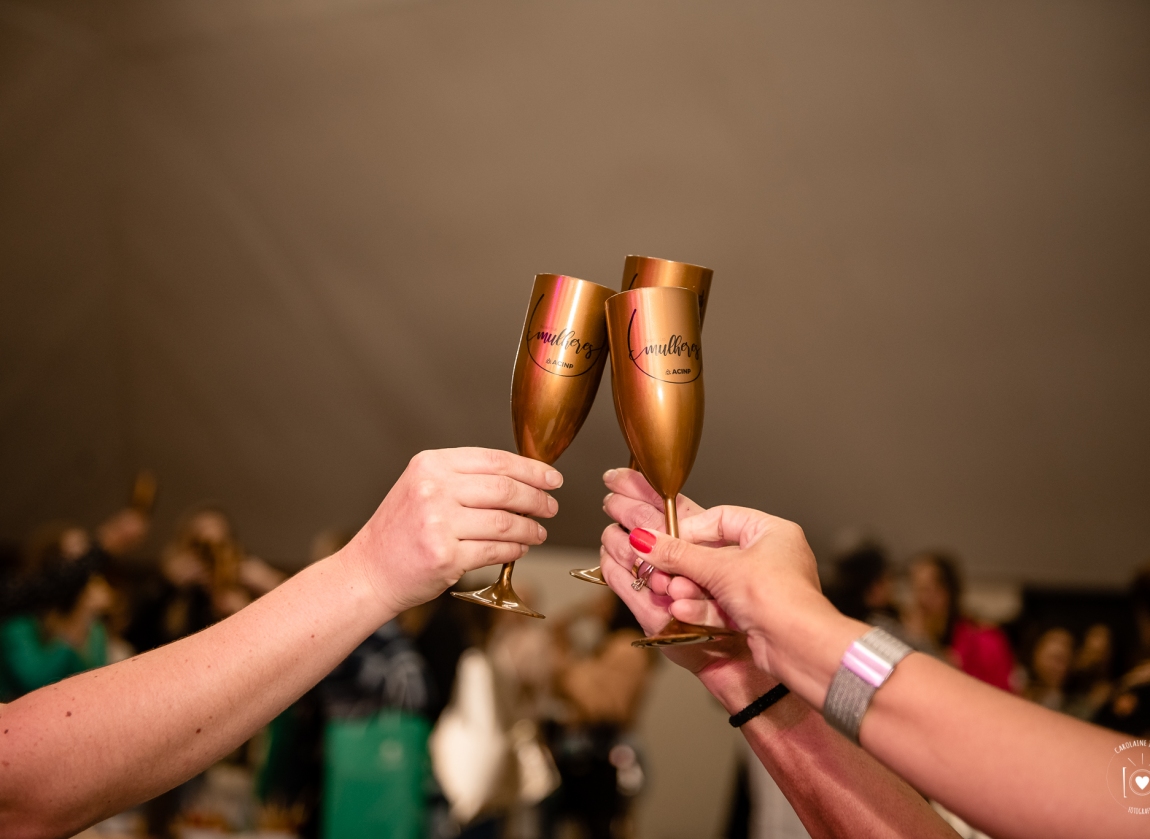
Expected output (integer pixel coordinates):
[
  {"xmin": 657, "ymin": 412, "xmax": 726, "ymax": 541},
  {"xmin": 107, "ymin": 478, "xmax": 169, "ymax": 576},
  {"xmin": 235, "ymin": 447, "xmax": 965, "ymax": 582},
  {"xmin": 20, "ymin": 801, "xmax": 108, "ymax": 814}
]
[{"xmin": 2, "ymin": 0, "xmax": 1149, "ymax": 587}]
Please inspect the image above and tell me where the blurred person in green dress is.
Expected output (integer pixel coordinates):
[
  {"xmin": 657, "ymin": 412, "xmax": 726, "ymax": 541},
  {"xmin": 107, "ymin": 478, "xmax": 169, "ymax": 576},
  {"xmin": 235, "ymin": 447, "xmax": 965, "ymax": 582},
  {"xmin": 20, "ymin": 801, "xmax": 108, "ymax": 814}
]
[{"xmin": 0, "ymin": 511, "xmax": 147, "ymax": 701}]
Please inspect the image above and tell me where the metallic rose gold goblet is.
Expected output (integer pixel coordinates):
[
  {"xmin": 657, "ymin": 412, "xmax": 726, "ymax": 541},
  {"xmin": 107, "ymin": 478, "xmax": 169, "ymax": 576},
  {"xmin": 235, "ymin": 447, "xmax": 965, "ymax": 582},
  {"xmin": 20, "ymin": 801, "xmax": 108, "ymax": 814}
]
[
  {"xmin": 570, "ymin": 256, "xmax": 713, "ymax": 586},
  {"xmin": 453, "ymin": 273, "xmax": 614, "ymax": 617},
  {"xmin": 604, "ymin": 286, "xmax": 731, "ymax": 646}
]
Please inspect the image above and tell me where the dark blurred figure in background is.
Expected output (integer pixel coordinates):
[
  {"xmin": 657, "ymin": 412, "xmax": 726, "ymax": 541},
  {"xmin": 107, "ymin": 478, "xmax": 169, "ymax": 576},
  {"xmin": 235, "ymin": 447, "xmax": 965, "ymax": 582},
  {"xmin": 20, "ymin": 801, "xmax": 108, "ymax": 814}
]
[
  {"xmin": 1021, "ymin": 627, "xmax": 1074, "ymax": 711},
  {"xmin": 904, "ymin": 551, "xmax": 1016, "ymax": 692},
  {"xmin": 825, "ymin": 542, "xmax": 911, "ymax": 645},
  {"xmin": 125, "ymin": 504, "xmax": 283, "ymax": 654},
  {"xmin": 544, "ymin": 591, "xmax": 653, "ymax": 839},
  {"xmin": 1065, "ymin": 623, "xmax": 1114, "ymax": 720},
  {"xmin": 1093, "ymin": 565, "xmax": 1150, "ymax": 737}
]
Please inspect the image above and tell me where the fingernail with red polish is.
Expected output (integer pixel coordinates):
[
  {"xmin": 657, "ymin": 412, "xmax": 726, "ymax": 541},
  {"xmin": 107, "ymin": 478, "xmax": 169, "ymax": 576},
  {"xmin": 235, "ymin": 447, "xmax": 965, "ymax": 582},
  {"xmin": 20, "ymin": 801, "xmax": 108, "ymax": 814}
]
[{"xmin": 629, "ymin": 528, "xmax": 656, "ymax": 554}]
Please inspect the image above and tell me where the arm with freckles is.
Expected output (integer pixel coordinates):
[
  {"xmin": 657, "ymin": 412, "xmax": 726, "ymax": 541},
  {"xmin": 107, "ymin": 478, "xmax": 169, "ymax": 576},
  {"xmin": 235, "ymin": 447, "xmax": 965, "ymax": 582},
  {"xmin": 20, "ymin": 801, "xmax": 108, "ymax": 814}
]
[
  {"xmin": 600, "ymin": 469, "xmax": 957, "ymax": 839},
  {"xmin": 0, "ymin": 448, "xmax": 563, "ymax": 839}
]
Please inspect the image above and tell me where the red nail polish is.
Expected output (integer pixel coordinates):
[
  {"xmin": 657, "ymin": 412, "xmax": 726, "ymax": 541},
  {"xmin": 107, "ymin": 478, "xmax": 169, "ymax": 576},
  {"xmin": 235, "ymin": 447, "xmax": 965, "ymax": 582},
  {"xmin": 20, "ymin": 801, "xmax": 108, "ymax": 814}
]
[{"xmin": 629, "ymin": 528, "xmax": 656, "ymax": 554}]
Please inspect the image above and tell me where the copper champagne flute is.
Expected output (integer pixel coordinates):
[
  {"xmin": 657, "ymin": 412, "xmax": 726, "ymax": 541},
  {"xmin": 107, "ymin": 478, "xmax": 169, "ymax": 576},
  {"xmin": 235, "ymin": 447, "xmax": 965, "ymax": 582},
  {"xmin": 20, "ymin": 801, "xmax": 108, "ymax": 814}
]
[
  {"xmin": 605, "ymin": 286, "xmax": 732, "ymax": 646},
  {"xmin": 570, "ymin": 256, "xmax": 713, "ymax": 586},
  {"xmin": 452, "ymin": 273, "xmax": 614, "ymax": 618}
]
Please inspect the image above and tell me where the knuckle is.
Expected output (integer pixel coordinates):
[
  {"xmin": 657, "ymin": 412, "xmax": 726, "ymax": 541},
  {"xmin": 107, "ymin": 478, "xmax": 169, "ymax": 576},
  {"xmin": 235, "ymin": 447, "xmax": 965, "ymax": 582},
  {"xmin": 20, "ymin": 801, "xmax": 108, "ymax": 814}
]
[
  {"xmin": 639, "ymin": 506, "xmax": 663, "ymax": 529},
  {"xmin": 478, "ymin": 541, "xmax": 505, "ymax": 564},
  {"xmin": 662, "ymin": 537, "xmax": 687, "ymax": 564},
  {"xmin": 426, "ymin": 539, "xmax": 451, "ymax": 570},
  {"xmin": 780, "ymin": 520, "xmax": 805, "ymax": 542},
  {"xmin": 415, "ymin": 479, "xmax": 439, "ymax": 502},
  {"xmin": 493, "ymin": 511, "xmax": 515, "ymax": 535},
  {"xmin": 482, "ymin": 447, "xmax": 505, "ymax": 471},
  {"xmin": 496, "ymin": 475, "xmax": 518, "ymax": 504}
]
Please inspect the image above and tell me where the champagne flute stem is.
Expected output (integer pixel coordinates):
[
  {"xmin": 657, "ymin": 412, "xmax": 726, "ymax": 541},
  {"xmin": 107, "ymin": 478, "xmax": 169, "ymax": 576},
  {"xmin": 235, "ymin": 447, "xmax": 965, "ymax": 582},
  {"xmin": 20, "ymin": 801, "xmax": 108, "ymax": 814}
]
[
  {"xmin": 498, "ymin": 561, "xmax": 515, "ymax": 588},
  {"xmin": 664, "ymin": 495, "xmax": 678, "ymax": 538},
  {"xmin": 629, "ymin": 491, "xmax": 734, "ymax": 647}
]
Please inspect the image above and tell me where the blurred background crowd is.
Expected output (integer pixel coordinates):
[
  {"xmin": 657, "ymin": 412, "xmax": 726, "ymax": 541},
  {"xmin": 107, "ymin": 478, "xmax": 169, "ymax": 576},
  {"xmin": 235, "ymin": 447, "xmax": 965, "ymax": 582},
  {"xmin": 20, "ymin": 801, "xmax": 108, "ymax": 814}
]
[
  {"xmin": 0, "ymin": 477, "xmax": 656, "ymax": 839},
  {"xmin": 3, "ymin": 475, "xmax": 1148, "ymax": 839}
]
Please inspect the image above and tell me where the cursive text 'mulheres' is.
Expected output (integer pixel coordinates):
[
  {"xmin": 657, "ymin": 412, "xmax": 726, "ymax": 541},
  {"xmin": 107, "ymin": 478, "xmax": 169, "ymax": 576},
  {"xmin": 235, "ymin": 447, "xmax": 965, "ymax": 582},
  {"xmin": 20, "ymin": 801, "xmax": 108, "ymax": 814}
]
[
  {"xmin": 530, "ymin": 328, "xmax": 600, "ymax": 360},
  {"xmin": 632, "ymin": 333, "xmax": 700, "ymax": 363}
]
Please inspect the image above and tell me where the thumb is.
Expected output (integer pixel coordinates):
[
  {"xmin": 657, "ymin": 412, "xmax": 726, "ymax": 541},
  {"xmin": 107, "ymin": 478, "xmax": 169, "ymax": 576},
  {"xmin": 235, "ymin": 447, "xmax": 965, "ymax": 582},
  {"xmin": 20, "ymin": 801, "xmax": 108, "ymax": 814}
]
[{"xmin": 628, "ymin": 527, "xmax": 722, "ymax": 590}]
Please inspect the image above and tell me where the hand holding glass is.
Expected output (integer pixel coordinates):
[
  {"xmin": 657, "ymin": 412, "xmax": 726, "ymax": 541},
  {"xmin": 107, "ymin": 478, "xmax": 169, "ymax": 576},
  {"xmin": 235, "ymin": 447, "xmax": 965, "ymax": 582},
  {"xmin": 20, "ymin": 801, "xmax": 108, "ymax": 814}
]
[{"xmin": 453, "ymin": 273, "xmax": 614, "ymax": 617}]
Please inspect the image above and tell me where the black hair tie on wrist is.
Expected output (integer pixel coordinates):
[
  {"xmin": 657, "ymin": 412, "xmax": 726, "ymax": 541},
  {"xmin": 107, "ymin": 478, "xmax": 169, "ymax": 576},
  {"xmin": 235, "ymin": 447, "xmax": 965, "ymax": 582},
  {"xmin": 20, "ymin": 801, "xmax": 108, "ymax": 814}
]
[{"xmin": 728, "ymin": 683, "xmax": 790, "ymax": 727}]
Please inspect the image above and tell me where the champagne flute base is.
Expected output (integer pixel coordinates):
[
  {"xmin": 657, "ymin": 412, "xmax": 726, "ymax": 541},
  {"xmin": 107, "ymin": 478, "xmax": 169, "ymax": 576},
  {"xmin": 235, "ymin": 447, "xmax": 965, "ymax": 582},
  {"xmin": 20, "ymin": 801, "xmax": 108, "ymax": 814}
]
[
  {"xmin": 569, "ymin": 566, "xmax": 609, "ymax": 586},
  {"xmin": 450, "ymin": 574, "xmax": 545, "ymax": 620},
  {"xmin": 631, "ymin": 618, "xmax": 732, "ymax": 647}
]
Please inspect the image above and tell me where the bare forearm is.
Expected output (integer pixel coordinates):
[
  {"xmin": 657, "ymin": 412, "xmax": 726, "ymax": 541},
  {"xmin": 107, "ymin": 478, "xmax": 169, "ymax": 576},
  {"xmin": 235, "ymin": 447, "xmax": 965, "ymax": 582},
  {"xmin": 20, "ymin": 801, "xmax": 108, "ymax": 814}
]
[
  {"xmin": 777, "ymin": 613, "xmax": 1136, "ymax": 839},
  {"xmin": 700, "ymin": 667, "xmax": 956, "ymax": 839},
  {"xmin": 0, "ymin": 446, "xmax": 560, "ymax": 838},
  {"xmin": 0, "ymin": 550, "xmax": 388, "ymax": 839},
  {"xmin": 740, "ymin": 701, "xmax": 954, "ymax": 838},
  {"xmin": 866, "ymin": 655, "xmax": 1131, "ymax": 839}
]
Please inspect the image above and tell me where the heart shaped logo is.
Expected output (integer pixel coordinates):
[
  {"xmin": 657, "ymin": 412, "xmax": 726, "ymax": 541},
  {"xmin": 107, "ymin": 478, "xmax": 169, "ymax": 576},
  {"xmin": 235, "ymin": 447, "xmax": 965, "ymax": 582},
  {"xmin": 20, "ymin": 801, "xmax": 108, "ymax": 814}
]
[{"xmin": 1108, "ymin": 743, "xmax": 1150, "ymax": 808}]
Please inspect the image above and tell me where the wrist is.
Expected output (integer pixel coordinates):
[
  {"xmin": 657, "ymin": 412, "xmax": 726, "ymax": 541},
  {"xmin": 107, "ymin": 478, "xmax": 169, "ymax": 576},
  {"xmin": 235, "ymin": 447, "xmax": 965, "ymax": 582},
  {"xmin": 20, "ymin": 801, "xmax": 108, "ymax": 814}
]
[
  {"xmin": 327, "ymin": 546, "xmax": 396, "ymax": 629},
  {"xmin": 768, "ymin": 599, "xmax": 868, "ymax": 711},
  {"xmin": 697, "ymin": 660, "xmax": 779, "ymax": 716}
]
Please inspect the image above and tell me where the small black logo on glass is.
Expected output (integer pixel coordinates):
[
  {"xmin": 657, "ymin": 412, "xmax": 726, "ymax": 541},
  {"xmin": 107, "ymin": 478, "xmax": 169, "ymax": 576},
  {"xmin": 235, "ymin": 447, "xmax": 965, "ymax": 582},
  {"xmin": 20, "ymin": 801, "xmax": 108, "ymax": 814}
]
[
  {"xmin": 524, "ymin": 293, "xmax": 606, "ymax": 378},
  {"xmin": 626, "ymin": 309, "xmax": 701, "ymax": 383}
]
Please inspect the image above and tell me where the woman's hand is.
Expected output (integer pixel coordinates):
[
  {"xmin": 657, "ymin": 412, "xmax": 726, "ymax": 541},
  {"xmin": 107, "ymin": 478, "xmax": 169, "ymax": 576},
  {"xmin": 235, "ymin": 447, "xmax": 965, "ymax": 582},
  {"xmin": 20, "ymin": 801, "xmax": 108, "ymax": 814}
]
[
  {"xmin": 601, "ymin": 474, "xmax": 970, "ymax": 839},
  {"xmin": 619, "ymin": 503, "xmax": 847, "ymax": 690},
  {"xmin": 600, "ymin": 467, "xmax": 711, "ymax": 597},
  {"xmin": 599, "ymin": 469, "xmax": 777, "ymax": 709},
  {"xmin": 342, "ymin": 447, "xmax": 562, "ymax": 615},
  {"xmin": 598, "ymin": 536, "xmax": 775, "ymax": 707}
]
